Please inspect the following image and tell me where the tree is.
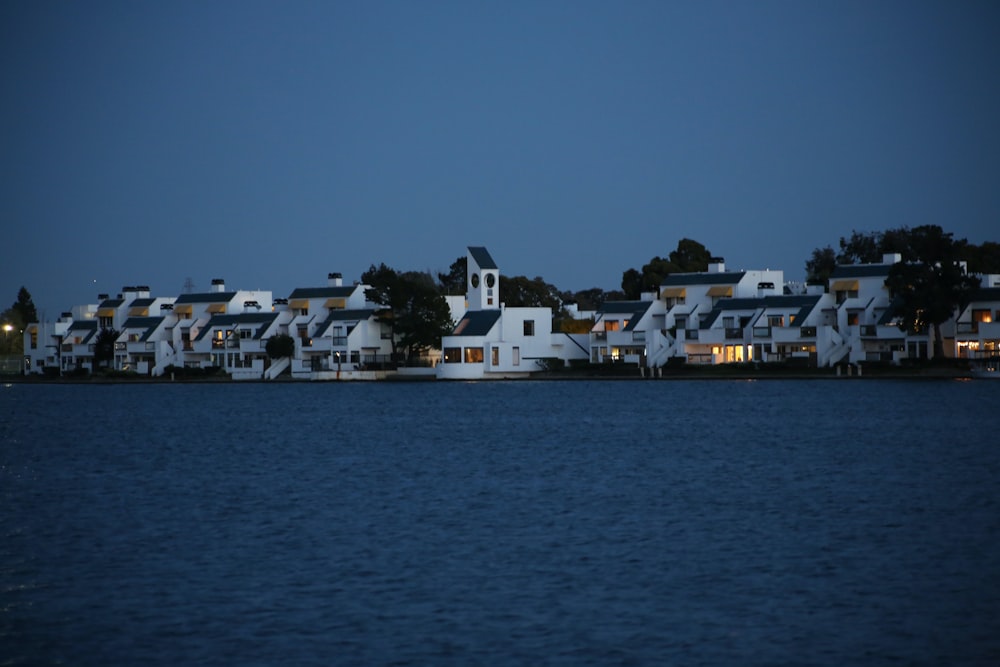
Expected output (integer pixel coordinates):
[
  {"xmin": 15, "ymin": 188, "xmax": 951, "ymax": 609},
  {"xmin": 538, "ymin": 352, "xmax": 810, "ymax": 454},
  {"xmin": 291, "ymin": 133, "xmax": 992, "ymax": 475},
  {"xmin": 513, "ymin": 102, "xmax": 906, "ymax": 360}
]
[
  {"xmin": 362, "ymin": 264, "xmax": 454, "ymax": 361},
  {"xmin": 265, "ymin": 333, "xmax": 295, "ymax": 359},
  {"xmin": 394, "ymin": 274, "xmax": 455, "ymax": 361},
  {"xmin": 11, "ymin": 287, "xmax": 37, "ymax": 324},
  {"xmin": 93, "ymin": 328, "xmax": 119, "ymax": 371},
  {"xmin": 500, "ymin": 275, "xmax": 563, "ymax": 309},
  {"xmin": 621, "ymin": 238, "xmax": 714, "ymax": 299},
  {"xmin": 805, "ymin": 246, "xmax": 837, "ymax": 282},
  {"xmin": 884, "ymin": 225, "xmax": 981, "ymax": 359},
  {"xmin": 669, "ymin": 238, "xmax": 712, "ymax": 273},
  {"xmin": 437, "ymin": 256, "xmax": 467, "ymax": 295}
]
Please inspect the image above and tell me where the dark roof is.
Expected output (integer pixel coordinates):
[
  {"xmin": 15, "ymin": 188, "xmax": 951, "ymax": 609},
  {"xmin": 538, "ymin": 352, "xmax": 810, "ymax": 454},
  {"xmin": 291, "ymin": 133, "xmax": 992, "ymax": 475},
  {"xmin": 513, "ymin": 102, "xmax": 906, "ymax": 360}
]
[
  {"xmin": 451, "ymin": 310, "xmax": 501, "ymax": 337},
  {"xmin": 129, "ymin": 298, "xmax": 156, "ymax": 308},
  {"xmin": 68, "ymin": 319, "xmax": 98, "ymax": 343},
  {"xmin": 829, "ymin": 264, "xmax": 892, "ymax": 279},
  {"xmin": 597, "ymin": 301, "xmax": 654, "ymax": 332},
  {"xmin": 698, "ymin": 295, "xmax": 821, "ymax": 329},
  {"xmin": 194, "ymin": 313, "xmax": 278, "ymax": 341},
  {"xmin": 468, "ymin": 246, "xmax": 498, "ymax": 270},
  {"xmin": 970, "ymin": 287, "xmax": 1000, "ymax": 302},
  {"xmin": 316, "ymin": 308, "xmax": 377, "ymax": 335},
  {"xmin": 175, "ymin": 291, "xmax": 238, "ymax": 304},
  {"xmin": 120, "ymin": 317, "xmax": 166, "ymax": 342},
  {"xmin": 98, "ymin": 298, "xmax": 124, "ymax": 308},
  {"xmin": 287, "ymin": 286, "xmax": 358, "ymax": 299},
  {"xmin": 660, "ymin": 271, "xmax": 746, "ymax": 287}
]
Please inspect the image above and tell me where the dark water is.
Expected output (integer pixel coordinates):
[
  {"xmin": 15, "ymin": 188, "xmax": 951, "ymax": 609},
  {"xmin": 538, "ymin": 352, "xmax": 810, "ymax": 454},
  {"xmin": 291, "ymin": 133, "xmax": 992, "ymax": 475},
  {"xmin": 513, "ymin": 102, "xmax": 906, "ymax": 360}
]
[{"xmin": 2, "ymin": 379, "xmax": 999, "ymax": 666}]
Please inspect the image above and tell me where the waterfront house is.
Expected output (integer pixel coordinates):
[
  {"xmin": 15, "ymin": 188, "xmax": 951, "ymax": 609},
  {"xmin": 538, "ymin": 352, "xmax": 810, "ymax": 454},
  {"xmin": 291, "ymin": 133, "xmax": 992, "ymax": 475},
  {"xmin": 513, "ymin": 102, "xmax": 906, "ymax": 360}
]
[
  {"xmin": 283, "ymin": 273, "xmax": 394, "ymax": 380},
  {"xmin": 953, "ymin": 286, "xmax": 1000, "ymax": 364},
  {"xmin": 437, "ymin": 247, "xmax": 588, "ymax": 379},
  {"xmin": 642, "ymin": 259, "xmax": 784, "ymax": 367}
]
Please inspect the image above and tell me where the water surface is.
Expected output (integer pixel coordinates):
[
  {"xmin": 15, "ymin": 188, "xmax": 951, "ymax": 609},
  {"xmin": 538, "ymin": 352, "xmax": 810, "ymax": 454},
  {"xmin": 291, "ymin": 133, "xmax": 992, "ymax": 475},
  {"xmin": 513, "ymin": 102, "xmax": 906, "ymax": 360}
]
[{"xmin": 3, "ymin": 380, "xmax": 999, "ymax": 665}]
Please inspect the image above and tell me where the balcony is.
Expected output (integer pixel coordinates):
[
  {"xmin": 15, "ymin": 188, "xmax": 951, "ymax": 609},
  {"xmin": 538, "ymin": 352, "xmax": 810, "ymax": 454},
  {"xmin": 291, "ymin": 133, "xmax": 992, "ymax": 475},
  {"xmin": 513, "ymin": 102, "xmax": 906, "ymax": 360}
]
[
  {"xmin": 860, "ymin": 325, "xmax": 877, "ymax": 337},
  {"xmin": 956, "ymin": 322, "xmax": 978, "ymax": 334},
  {"xmin": 684, "ymin": 329, "xmax": 699, "ymax": 340},
  {"xmin": 799, "ymin": 326, "xmax": 816, "ymax": 338},
  {"xmin": 725, "ymin": 328, "xmax": 743, "ymax": 340},
  {"xmin": 752, "ymin": 326, "xmax": 771, "ymax": 338},
  {"xmin": 632, "ymin": 331, "xmax": 645, "ymax": 343}
]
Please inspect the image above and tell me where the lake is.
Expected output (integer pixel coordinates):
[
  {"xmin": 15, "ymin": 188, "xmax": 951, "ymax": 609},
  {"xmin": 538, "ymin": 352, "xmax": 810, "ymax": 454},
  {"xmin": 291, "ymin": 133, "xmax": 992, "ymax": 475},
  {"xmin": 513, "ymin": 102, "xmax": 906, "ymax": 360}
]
[{"xmin": 2, "ymin": 379, "xmax": 999, "ymax": 665}]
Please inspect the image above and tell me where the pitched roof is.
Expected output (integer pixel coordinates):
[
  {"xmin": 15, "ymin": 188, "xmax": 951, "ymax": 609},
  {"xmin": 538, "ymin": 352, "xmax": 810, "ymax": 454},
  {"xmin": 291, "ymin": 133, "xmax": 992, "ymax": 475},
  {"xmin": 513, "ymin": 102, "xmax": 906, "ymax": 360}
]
[
  {"xmin": 129, "ymin": 298, "xmax": 156, "ymax": 308},
  {"xmin": 829, "ymin": 264, "xmax": 892, "ymax": 279},
  {"xmin": 315, "ymin": 308, "xmax": 378, "ymax": 335},
  {"xmin": 660, "ymin": 271, "xmax": 746, "ymax": 287},
  {"xmin": 98, "ymin": 298, "xmax": 124, "ymax": 308},
  {"xmin": 698, "ymin": 295, "xmax": 821, "ymax": 329},
  {"xmin": 175, "ymin": 291, "xmax": 238, "ymax": 304},
  {"xmin": 969, "ymin": 287, "xmax": 1000, "ymax": 302},
  {"xmin": 287, "ymin": 285, "xmax": 358, "ymax": 299},
  {"xmin": 120, "ymin": 316, "xmax": 166, "ymax": 342},
  {"xmin": 194, "ymin": 313, "xmax": 278, "ymax": 340},
  {"xmin": 67, "ymin": 319, "xmax": 98, "ymax": 343},
  {"xmin": 597, "ymin": 300, "xmax": 655, "ymax": 331},
  {"xmin": 468, "ymin": 246, "xmax": 498, "ymax": 270},
  {"xmin": 451, "ymin": 310, "xmax": 501, "ymax": 337}
]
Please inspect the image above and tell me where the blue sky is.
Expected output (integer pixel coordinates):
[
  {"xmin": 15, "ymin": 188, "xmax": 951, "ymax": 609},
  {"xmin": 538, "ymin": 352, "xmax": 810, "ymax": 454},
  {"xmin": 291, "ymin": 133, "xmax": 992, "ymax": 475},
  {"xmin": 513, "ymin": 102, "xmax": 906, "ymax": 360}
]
[{"xmin": 2, "ymin": 1, "xmax": 998, "ymax": 316}]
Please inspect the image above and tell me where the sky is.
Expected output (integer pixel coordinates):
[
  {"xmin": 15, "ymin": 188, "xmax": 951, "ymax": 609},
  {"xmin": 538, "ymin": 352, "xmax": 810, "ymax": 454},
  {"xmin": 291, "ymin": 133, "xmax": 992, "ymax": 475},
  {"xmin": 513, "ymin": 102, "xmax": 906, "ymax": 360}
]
[{"xmin": 2, "ymin": 1, "xmax": 999, "ymax": 316}]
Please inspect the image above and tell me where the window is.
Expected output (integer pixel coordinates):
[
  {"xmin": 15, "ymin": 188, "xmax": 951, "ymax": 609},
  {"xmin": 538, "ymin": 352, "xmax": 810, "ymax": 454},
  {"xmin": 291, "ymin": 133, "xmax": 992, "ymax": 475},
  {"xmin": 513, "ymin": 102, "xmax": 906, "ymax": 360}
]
[
  {"xmin": 768, "ymin": 315, "xmax": 783, "ymax": 328},
  {"xmin": 240, "ymin": 329, "xmax": 252, "ymax": 339},
  {"xmin": 604, "ymin": 320, "xmax": 619, "ymax": 332},
  {"xmin": 523, "ymin": 320, "xmax": 535, "ymax": 336},
  {"xmin": 99, "ymin": 316, "xmax": 113, "ymax": 329},
  {"xmin": 491, "ymin": 347, "xmax": 499, "ymax": 366},
  {"xmin": 444, "ymin": 347, "xmax": 461, "ymax": 363},
  {"xmin": 513, "ymin": 346, "xmax": 520, "ymax": 366},
  {"xmin": 464, "ymin": 347, "xmax": 484, "ymax": 363}
]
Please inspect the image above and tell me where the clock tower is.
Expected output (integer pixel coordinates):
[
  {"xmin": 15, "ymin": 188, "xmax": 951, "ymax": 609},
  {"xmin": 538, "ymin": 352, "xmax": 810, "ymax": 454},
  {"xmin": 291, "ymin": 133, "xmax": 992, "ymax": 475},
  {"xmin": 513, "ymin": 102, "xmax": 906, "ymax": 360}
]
[{"xmin": 467, "ymin": 246, "xmax": 500, "ymax": 311}]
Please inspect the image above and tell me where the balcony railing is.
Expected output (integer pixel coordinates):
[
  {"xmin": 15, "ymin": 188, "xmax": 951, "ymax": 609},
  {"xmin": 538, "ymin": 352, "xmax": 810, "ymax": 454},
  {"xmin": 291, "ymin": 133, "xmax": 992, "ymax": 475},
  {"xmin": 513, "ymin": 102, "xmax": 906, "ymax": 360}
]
[
  {"xmin": 684, "ymin": 328, "xmax": 699, "ymax": 340},
  {"xmin": 725, "ymin": 328, "xmax": 743, "ymax": 340},
  {"xmin": 632, "ymin": 331, "xmax": 645, "ymax": 343},
  {"xmin": 860, "ymin": 325, "xmax": 877, "ymax": 336},
  {"xmin": 956, "ymin": 322, "xmax": 978, "ymax": 334},
  {"xmin": 752, "ymin": 326, "xmax": 771, "ymax": 338},
  {"xmin": 800, "ymin": 326, "xmax": 816, "ymax": 338}
]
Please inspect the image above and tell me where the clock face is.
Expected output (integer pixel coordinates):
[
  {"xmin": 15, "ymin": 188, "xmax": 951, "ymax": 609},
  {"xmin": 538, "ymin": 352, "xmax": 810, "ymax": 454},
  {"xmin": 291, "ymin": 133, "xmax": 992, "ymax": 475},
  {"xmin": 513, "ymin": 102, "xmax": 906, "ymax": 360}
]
[
  {"xmin": 485, "ymin": 273, "xmax": 495, "ymax": 288},
  {"xmin": 471, "ymin": 273, "xmax": 480, "ymax": 288}
]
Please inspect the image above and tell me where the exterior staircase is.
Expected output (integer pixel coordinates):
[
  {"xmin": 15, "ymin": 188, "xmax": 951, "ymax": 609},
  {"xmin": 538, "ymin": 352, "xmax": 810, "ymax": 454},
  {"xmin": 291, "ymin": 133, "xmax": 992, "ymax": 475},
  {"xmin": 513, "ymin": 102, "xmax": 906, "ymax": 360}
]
[{"xmin": 264, "ymin": 356, "xmax": 290, "ymax": 380}]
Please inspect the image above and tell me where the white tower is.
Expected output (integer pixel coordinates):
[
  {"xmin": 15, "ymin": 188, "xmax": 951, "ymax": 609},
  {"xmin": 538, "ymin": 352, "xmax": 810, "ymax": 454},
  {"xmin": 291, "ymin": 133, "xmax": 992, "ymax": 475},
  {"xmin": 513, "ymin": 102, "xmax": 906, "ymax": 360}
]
[{"xmin": 467, "ymin": 246, "xmax": 500, "ymax": 311}]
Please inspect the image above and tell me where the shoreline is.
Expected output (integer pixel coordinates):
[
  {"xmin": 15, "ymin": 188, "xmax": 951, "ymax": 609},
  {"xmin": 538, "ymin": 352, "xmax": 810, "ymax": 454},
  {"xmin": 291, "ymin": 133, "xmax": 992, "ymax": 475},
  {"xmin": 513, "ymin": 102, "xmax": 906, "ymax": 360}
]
[{"xmin": 2, "ymin": 364, "xmax": 981, "ymax": 384}]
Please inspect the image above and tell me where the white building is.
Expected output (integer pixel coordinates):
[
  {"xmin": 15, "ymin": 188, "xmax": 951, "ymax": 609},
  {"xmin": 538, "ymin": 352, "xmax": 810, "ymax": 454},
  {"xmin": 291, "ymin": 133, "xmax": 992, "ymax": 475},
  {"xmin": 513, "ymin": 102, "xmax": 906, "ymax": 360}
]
[{"xmin": 437, "ymin": 246, "xmax": 588, "ymax": 379}]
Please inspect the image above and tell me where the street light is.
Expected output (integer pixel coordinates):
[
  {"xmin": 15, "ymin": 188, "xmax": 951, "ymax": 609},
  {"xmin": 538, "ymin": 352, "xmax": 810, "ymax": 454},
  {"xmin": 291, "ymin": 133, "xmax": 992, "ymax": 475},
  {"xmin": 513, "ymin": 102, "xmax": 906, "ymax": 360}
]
[{"xmin": 2, "ymin": 324, "xmax": 11, "ymax": 357}]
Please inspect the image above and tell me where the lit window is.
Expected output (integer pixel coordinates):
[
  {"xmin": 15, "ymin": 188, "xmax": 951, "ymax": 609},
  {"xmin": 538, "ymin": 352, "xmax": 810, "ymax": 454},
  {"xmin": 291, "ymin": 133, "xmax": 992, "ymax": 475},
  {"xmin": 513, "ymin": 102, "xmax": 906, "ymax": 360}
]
[{"xmin": 464, "ymin": 347, "xmax": 484, "ymax": 363}]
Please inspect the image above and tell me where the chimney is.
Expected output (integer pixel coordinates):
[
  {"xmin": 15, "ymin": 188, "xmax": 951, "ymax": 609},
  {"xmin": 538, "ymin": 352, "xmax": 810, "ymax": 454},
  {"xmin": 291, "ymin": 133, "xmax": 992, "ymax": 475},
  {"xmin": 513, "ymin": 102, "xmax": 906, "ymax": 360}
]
[
  {"xmin": 328, "ymin": 272, "xmax": 343, "ymax": 287},
  {"xmin": 211, "ymin": 278, "xmax": 226, "ymax": 293},
  {"xmin": 707, "ymin": 257, "xmax": 725, "ymax": 273},
  {"xmin": 98, "ymin": 293, "xmax": 109, "ymax": 301}
]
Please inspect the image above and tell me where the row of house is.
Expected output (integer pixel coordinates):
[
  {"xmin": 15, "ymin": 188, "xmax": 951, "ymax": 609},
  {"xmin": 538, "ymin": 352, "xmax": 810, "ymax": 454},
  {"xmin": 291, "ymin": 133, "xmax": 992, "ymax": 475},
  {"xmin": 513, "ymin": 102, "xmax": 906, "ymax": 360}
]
[{"xmin": 22, "ymin": 247, "xmax": 1000, "ymax": 380}]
